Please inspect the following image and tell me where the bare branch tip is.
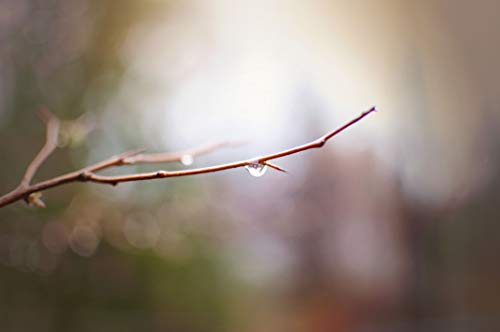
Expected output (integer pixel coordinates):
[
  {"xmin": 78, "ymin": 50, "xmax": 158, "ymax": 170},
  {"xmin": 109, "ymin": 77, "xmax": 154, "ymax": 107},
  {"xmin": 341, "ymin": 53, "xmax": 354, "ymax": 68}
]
[
  {"xmin": 36, "ymin": 107, "xmax": 58, "ymax": 125},
  {"xmin": 227, "ymin": 140, "xmax": 248, "ymax": 148},
  {"xmin": 127, "ymin": 148, "xmax": 147, "ymax": 157}
]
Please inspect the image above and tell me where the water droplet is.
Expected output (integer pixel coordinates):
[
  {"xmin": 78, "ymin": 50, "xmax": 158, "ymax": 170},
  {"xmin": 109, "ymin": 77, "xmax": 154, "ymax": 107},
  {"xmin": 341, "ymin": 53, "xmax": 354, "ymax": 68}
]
[
  {"xmin": 245, "ymin": 161, "xmax": 268, "ymax": 177},
  {"xmin": 180, "ymin": 154, "xmax": 194, "ymax": 166}
]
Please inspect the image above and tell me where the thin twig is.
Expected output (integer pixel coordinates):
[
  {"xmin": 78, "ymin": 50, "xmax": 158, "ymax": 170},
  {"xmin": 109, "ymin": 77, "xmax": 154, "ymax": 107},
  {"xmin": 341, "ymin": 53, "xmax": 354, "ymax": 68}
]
[
  {"xmin": 0, "ymin": 107, "xmax": 376, "ymax": 209},
  {"xmin": 73, "ymin": 106, "xmax": 376, "ymax": 183},
  {"xmin": 121, "ymin": 142, "xmax": 238, "ymax": 165},
  {"xmin": 20, "ymin": 108, "xmax": 60, "ymax": 188}
]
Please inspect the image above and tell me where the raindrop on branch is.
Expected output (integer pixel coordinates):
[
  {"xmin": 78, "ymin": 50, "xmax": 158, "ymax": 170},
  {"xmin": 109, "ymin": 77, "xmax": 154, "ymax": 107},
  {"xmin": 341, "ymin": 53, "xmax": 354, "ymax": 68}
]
[
  {"xmin": 245, "ymin": 161, "xmax": 268, "ymax": 177},
  {"xmin": 180, "ymin": 154, "xmax": 194, "ymax": 166}
]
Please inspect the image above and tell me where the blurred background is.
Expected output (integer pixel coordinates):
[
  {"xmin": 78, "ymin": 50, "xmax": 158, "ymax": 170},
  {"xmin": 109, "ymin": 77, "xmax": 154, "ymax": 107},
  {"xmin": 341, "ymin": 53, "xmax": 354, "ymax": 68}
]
[{"xmin": 1, "ymin": 0, "xmax": 500, "ymax": 331}]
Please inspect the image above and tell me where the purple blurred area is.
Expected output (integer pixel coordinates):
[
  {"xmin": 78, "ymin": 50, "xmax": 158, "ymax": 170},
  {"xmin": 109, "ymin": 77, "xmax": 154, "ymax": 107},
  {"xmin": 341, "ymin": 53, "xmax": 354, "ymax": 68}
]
[{"xmin": 1, "ymin": 1, "xmax": 500, "ymax": 331}]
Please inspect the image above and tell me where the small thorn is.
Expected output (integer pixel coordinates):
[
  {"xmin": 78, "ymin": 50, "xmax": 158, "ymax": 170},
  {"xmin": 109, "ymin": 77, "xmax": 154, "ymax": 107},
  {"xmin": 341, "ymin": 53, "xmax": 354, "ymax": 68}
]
[
  {"xmin": 156, "ymin": 170, "xmax": 168, "ymax": 177},
  {"xmin": 78, "ymin": 171, "xmax": 92, "ymax": 181},
  {"xmin": 32, "ymin": 197, "xmax": 46, "ymax": 208},
  {"xmin": 27, "ymin": 192, "xmax": 46, "ymax": 208},
  {"xmin": 264, "ymin": 161, "xmax": 288, "ymax": 173}
]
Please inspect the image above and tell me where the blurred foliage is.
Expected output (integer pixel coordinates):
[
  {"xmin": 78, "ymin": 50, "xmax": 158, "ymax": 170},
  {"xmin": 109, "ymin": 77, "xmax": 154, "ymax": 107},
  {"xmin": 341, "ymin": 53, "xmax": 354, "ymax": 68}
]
[
  {"xmin": 0, "ymin": 1, "xmax": 240, "ymax": 331},
  {"xmin": 0, "ymin": 243, "xmax": 233, "ymax": 332}
]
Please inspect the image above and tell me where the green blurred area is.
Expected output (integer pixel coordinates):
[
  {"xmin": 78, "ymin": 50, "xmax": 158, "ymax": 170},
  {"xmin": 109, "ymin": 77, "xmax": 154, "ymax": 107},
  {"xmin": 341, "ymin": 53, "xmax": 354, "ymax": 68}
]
[
  {"xmin": 0, "ymin": 244, "xmax": 233, "ymax": 332},
  {"xmin": 0, "ymin": 1, "xmax": 240, "ymax": 331}
]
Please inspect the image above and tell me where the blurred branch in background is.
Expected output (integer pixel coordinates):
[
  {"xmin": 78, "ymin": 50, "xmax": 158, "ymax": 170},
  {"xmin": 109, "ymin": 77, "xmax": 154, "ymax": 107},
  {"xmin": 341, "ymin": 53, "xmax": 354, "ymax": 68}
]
[
  {"xmin": 18, "ymin": 108, "xmax": 60, "ymax": 190},
  {"xmin": 0, "ymin": 107, "xmax": 376, "ymax": 209}
]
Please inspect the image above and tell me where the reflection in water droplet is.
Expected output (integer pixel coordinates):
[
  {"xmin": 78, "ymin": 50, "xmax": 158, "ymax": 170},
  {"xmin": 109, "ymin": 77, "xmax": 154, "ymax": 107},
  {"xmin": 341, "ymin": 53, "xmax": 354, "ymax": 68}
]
[
  {"xmin": 180, "ymin": 154, "xmax": 194, "ymax": 166},
  {"xmin": 245, "ymin": 161, "xmax": 268, "ymax": 177}
]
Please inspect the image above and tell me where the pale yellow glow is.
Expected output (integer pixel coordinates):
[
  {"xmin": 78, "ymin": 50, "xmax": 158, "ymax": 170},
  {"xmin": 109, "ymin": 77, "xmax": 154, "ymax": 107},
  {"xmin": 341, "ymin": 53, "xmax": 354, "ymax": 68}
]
[{"xmin": 110, "ymin": 0, "xmax": 488, "ymax": 205}]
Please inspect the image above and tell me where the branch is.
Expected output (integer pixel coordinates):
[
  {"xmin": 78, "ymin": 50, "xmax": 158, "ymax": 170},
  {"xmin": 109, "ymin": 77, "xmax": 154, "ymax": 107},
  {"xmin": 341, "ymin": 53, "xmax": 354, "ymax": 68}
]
[
  {"xmin": 11, "ymin": 108, "xmax": 60, "ymax": 207},
  {"xmin": 20, "ymin": 108, "xmax": 60, "ymax": 188},
  {"xmin": 0, "ymin": 107, "xmax": 376, "ymax": 209}
]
